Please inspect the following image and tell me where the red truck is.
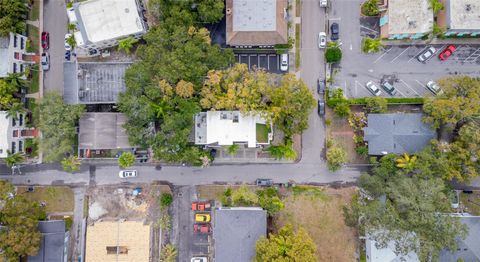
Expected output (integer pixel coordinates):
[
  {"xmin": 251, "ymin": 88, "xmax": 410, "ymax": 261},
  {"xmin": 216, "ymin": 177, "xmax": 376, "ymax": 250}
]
[
  {"xmin": 194, "ymin": 223, "xmax": 211, "ymax": 234},
  {"xmin": 191, "ymin": 201, "xmax": 211, "ymax": 211}
]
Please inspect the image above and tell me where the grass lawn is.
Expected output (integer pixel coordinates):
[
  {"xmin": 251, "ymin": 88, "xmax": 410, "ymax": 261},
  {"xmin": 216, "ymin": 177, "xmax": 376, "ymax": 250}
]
[
  {"xmin": 256, "ymin": 123, "xmax": 270, "ymax": 143},
  {"xmin": 460, "ymin": 192, "xmax": 480, "ymax": 216},
  {"xmin": 295, "ymin": 24, "xmax": 301, "ymax": 69},
  {"xmin": 27, "ymin": 24, "xmax": 39, "ymax": 54},
  {"xmin": 18, "ymin": 186, "xmax": 74, "ymax": 213},
  {"xmin": 275, "ymin": 186, "xmax": 358, "ymax": 261},
  {"xmin": 28, "ymin": 64, "xmax": 39, "ymax": 93},
  {"xmin": 28, "ymin": 0, "xmax": 40, "ymax": 21},
  {"xmin": 295, "ymin": 0, "xmax": 301, "ymax": 17}
]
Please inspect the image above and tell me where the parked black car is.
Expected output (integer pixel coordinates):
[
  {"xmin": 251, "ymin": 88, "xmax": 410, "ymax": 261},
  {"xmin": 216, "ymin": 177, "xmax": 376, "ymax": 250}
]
[
  {"xmin": 317, "ymin": 78, "xmax": 325, "ymax": 94},
  {"xmin": 64, "ymin": 50, "xmax": 71, "ymax": 61},
  {"xmin": 330, "ymin": 22, "xmax": 339, "ymax": 41}
]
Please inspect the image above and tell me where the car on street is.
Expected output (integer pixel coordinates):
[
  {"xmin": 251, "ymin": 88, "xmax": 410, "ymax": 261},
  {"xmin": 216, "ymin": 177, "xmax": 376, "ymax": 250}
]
[
  {"xmin": 65, "ymin": 33, "xmax": 73, "ymax": 51},
  {"xmin": 318, "ymin": 32, "xmax": 327, "ymax": 48},
  {"xmin": 381, "ymin": 81, "xmax": 397, "ymax": 96},
  {"xmin": 195, "ymin": 213, "xmax": 211, "ymax": 223},
  {"xmin": 438, "ymin": 45, "xmax": 456, "ymax": 61},
  {"xmin": 256, "ymin": 178, "xmax": 273, "ymax": 187},
  {"xmin": 41, "ymin": 52, "xmax": 49, "ymax": 71},
  {"xmin": 330, "ymin": 23, "xmax": 339, "ymax": 41},
  {"xmin": 319, "ymin": 0, "xmax": 327, "ymax": 7},
  {"xmin": 65, "ymin": 50, "xmax": 71, "ymax": 61},
  {"xmin": 118, "ymin": 170, "xmax": 137, "ymax": 178},
  {"xmin": 41, "ymin": 32, "xmax": 49, "ymax": 49},
  {"xmin": 317, "ymin": 78, "xmax": 325, "ymax": 94},
  {"xmin": 191, "ymin": 258, "xmax": 207, "ymax": 262},
  {"xmin": 191, "ymin": 201, "xmax": 212, "ymax": 211},
  {"xmin": 280, "ymin": 53, "xmax": 288, "ymax": 72},
  {"xmin": 365, "ymin": 81, "xmax": 381, "ymax": 96},
  {"xmin": 193, "ymin": 224, "xmax": 211, "ymax": 234},
  {"xmin": 318, "ymin": 100, "xmax": 325, "ymax": 116},
  {"xmin": 426, "ymin": 80, "xmax": 444, "ymax": 95},
  {"xmin": 417, "ymin": 46, "xmax": 436, "ymax": 62}
]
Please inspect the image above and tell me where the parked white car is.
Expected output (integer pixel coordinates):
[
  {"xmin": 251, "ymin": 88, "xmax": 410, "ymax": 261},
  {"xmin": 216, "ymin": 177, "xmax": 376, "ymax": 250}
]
[
  {"xmin": 365, "ymin": 81, "xmax": 382, "ymax": 96},
  {"xmin": 41, "ymin": 52, "xmax": 49, "ymax": 71},
  {"xmin": 318, "ymin": 32, "xmax": 327, "ymax": 49},
  {"xmin": 319, "ymin": 0, "xmax": 328, "ymax": 7},
  {"xmin": 417, "ymin": 46, "xmax": 436, "ymax": 62},
  {"xmin": 118, "ymin": 170, "xmax": 137, "ymax": 178},
  {"xmin": 280, "ymin": 53, "xmax": 288, "ymax": 72},
  {"xmin": 426, "ymin": 80, "xmax": 444, "ymax": 95},
  {"xmin": 191, "ymin": 258, "xmax": 207, "ymax": 262}
]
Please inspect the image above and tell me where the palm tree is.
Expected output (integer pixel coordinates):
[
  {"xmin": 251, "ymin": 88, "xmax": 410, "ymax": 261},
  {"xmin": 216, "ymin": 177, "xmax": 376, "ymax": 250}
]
[
  {"xmin": 362, "ymin": 37, "xmax": 384, "ymax": 53},
  {"xmin": 396, "ymin": 153, "xmax": 417, "ymax": 172},
  {"xmin": 5, "ymin": 151, "xmax": 24, "ymax": 167},
  {"xmin": 227, "ymin": 144, "xmax": 240, "ymax": 156},
  {"xmin": 6, "ymin": 103, "xmax": 25, "ymax": 120},
  {"xmin": 5, "ymin": 73, "xmax": 25, "ymax": 90}
]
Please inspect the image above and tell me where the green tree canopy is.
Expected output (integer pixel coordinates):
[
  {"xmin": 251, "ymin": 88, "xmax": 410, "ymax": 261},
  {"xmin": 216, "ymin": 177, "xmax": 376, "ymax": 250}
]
[
  {"xmin": 326, "ymin": 145, "xmax": 347, "ymax": 171},
  {"xmin": 37, "ymin": 92, "xmax": 85, "ymax": 162},
  {"xmin": 0, "ymin": 78, "xmax": 21, "ymax": 110},
  {"xmin": 117, "ymin": 36, "xmax": 138, "ymax": 54},
  {"xmin": 325, "ymin": 46, "xmax": 342, "ymax": 63},
  {"xmin": 61, "ymin": 156, "xmax": 81, "ymax": 173},
  {"xmin": 344, "ymin": 155, "xmax": 468, "ymax": 261},
  {"xmin": 0, "ymin": 0, "xmax": 28, "ymax": 36},
  {"xmin": 0, "ymin": 181, "xmax": 45, "ymax": 260},
  {"xmin": 254, "ymin": 224, "xmax": 317, "ymax": 262},
  {"xmin": 118, "ymin": 152, "xmax": 136, "ymax": 169},
  {"xmin": 361, "ymin": 0, "xmax": 380, "ymax": 16}
]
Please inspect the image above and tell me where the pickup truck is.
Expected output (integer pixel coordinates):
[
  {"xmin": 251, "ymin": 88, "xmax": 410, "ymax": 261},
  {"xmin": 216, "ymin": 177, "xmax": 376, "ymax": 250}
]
[{"xmin": 191, "ymin": 201, "xmax": 212, "ymax": 211}]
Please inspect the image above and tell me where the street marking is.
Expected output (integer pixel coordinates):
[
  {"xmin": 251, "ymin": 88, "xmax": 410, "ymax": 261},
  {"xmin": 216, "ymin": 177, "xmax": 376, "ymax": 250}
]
[
  {"xmin": 354, "ymin": 80, "xmax": 360, "ymax": 96},
  {"xmin": 360, "ymin": 25, "xmax": 379, "ymax": 34},
  {"xmin": 399, "ymin": 79, "xmax": 420, "ymax": 96},
  {"xmin": 373, "ymin": 47, "xmax": 392, "ymax": 64},
  {"xmin": 350, "ymin": 44, "xmax": 352, "ymax": 51},
  {"xmin": 390, "ymin": 47, "xmax": 410, "ymax": 63}
]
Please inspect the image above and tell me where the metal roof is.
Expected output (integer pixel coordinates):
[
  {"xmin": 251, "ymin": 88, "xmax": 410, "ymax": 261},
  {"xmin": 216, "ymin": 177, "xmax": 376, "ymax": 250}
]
[{"xmin": 78, "ymin": 112, "xmax": 132, "ymax": 150}]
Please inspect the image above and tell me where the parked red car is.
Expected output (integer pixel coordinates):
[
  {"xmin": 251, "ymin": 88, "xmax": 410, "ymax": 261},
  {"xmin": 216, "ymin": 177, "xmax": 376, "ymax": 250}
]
[
  {"xmin": 191, "ymin": 201, "xmax": 211, "ymax": 211},
  {"xmin": 41, "ymin": 32, "xmax": 49, "ymax": 50},
  {"xmin": 193, "ymin": 224, "xmax": 211, "ymax": 234},
  {"xmin": 439, "ymin": 45, "xmax": 456, "ymax": 60}
]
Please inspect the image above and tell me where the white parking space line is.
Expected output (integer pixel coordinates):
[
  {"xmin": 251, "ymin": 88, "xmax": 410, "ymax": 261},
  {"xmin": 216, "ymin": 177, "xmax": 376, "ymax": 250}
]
[
  {"xmin": 399, "ymin": 79, "xmax": 420, "ymax": 96},
  {"xmin": 354, "ymin": 80, "xmax": 361, "ymax": 96},
  {"xmin": 373, "ymin": 47, "xmax": 392, "ymax": 64},
  {"xmin": 360, "ymin": 25, "xmax": 378, "ymax": 34},
  {"xmin": 408, "ymin": 47, "xmax": 429, "ymax": 62},
  {"xmin": 390, "ymin": 47, "xmax": 410, "ymax": 63}
]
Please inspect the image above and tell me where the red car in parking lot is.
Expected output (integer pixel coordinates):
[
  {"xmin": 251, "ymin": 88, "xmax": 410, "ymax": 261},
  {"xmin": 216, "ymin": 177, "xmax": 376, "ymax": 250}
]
[
  {"xmin": 41, "ymin": 32, "xmax": 49, "ymax": 50},
  {"xmin": 439, "ymin": 45, "xmax": 456, "ymax": 60},
  {"xmin": 193, "ymin": 224, "xmax": 211, "ymax": 234}
]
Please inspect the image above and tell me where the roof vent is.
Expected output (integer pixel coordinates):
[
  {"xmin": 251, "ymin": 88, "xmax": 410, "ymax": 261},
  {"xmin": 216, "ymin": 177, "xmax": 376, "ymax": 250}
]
[
  {"xmin": 226, "ymin": 8, "xmax": 232, "ymax": 15},
  {"xmin": 125, "ymin": 8, "xmax": 129, "ymax": 13}
]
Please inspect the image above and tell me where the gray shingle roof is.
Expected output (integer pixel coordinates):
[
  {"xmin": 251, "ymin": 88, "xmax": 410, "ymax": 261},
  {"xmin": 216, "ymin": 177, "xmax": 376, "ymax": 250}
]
[
  {"xmin": 28, "ymin": 220, "xmax": 69, "ymax": 262},
  {"xmin": 363, "ymin": 113, "xmax": 436, "ymax": 155},
  {"xmin": 213, "ymin": 207, "xmax": 266, "ymax": 262},
  {"xmin": 440, "ymin": 216, "xmax": 480, "ymax": 262}
]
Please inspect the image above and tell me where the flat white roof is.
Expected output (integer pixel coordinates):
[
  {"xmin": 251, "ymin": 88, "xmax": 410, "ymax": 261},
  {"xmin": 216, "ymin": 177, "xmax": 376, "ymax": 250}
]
[
  {"xmin": 195, "ymin": 111, "xmax": 269, "ymax": 148},
  {"xmin": 233, "ymin": 0, "xmax": 276, "ymax": 32},
  {"xmin": 448, "ymin": 0, "xmax": 480, "ymax": 30},
  {"xmin": 77, "ymin": 0, "xmax": 145, "ymax": 44},
  {"xmin": 388, "ymin": 0, "xmax": 433, "ymax": 35},
  {"xmin": 0, "ymin": 111, "xmax": 11, "ymax": 158},
  {"xmin": 0, "ymin": 36, "xmax": 10, "ymax": 77}
]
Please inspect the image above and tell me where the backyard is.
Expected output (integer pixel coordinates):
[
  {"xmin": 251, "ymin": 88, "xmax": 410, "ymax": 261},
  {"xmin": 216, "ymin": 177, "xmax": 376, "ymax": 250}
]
[
  {"xmin": 18, "ymin": 186, "xmax": 74, "ymax": 213},
  {"xmin": 460, "ymin": 191, "xmax": 480, "ymax": 216},
  {"xmin": 28, "ymin": 0, "xmax": 40, "ymax": 21},
  {"xmin": 27, "ymin": 24, "xmax": 39, "ymax": 54},
  {"xmin": 275, "ymin": 186, "xmax": 358, "ymax": 262},
  {"xmin": 256, "ymin": 123, "xmax": 270, "ymax": 143}
]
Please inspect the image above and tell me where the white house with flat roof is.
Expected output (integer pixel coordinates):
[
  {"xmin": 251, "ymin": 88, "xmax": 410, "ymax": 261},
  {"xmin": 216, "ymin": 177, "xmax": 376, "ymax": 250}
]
[
  {"xmin": 444, "ymin": 0, "xmax": 480, "ymax": 37},
  {"xmin": 67, "ymin": 0, "xmax": 147, "ymax": 56},
  {"xmin": 0, "ymin": 111, "xmax": 35, "ymax": 158},
  {"xmin": 194, "ymin": 111, "xmax": 273, "ymax": 148},
  {"xmin": 379, "ymin": 0, "xmax": 433, "ymax": 39},
  {"xmin": 0, "ymin": 32, "xmax": 30, "ymax": 78}
]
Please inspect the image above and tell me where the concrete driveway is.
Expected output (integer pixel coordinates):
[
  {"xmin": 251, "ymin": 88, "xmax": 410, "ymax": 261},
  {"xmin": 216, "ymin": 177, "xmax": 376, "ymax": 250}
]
[
  {"xmin": 43, "ymin": 0, "xmax": 68, "ymax": 93},
  {"xmin": 300, "ymin": 0, "xmax": 327, "ymax": 164}
]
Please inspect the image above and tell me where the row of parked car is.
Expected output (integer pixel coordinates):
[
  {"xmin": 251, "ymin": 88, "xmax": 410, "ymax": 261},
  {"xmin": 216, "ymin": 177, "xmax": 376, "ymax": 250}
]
[
  {"xmin": 365, "ymin": 79, "xmax": 443, "ymax": 97},
  {"xmin": 40, "ymin": 31, "xmax": 75, "ymax": 71},
  {"xmin": 417, "ymin": 45, "xmax": 456, "ymax": 62}
]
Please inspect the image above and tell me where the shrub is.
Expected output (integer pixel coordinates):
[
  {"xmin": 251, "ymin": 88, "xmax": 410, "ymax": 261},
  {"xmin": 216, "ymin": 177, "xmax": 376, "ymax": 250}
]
[
  {"xmin": 353, "ymin": 134, "xmax": 364, "ymax": 144},
  {"xmin": 361, "ymin": 0, "xmax": 379, "ymax": 16},
  {"xmin": 365, "ymin": 96, "xmax": 387, "ymax": 113},
  {"xmin": 362, "ymin": 37, "xmax": 383, "ymax": 53},
  {"xmin": 325, "ymin": 118, "xmax": 332, "ymax": 126},
  {"xmin": 326, "ymin": 138, "xmax": 334, "ymax": 149},
  {"xmin": 325, "ymin": 47, "xmax": 342, "ymax": 63},
  {"xmin": 355, "ymin": 145, "xmax": 369, "ymax": 157},
  {"xmin": 118, "ymin": 152, "xmax": 135, "ymax": 168},
  {"xmin": 160, "ymin": 193, "xmax": 173, "ymax": 208},
  {"xmin": 333, "ymin": 102, "xmax": 351, "ymax": 117},
  {"xmin": 327, "ymin": 146, "xmax": 347, "ymax": 171},
  {"xmin": 64, "ymin": 217, "xmax": 73, "ymax": 230}
]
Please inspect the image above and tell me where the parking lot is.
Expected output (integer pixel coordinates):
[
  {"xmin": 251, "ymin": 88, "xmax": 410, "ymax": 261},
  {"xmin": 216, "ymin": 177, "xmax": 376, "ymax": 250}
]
[
  {"xmin": 234, "ymin": 52, "xmax": 282, "ymax": 73},
  {"xmin": 336, "ymin": 44, "xmax": 480, "ymax": 98}
]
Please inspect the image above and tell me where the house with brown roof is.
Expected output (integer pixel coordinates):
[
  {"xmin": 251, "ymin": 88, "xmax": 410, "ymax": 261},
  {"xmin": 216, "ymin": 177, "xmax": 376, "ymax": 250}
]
[{"xmin": 226, "ymin": 0, "xmax": 288, "ymax": 48}]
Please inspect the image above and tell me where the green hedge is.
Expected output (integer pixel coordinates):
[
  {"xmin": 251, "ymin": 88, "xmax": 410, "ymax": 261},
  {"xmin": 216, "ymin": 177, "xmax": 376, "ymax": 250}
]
[{"xmin": 326, "ymin": 96, "xmax": 424, "ymax": 108}]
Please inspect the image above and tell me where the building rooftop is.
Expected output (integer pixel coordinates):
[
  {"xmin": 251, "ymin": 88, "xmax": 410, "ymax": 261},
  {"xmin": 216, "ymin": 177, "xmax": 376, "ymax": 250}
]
[
  {"xmin": 387, "ymin": 0, "xmax": 433, "ymax": 35},
  {"xmin": 446, "ymin": 0, "xmax": 480, "ymax": 30},
  {"xmin": 0, "ymin": 36, "xmax": 9, "ymax": 77},
  {"xmin": 79, "ymin": 113, "xmax": 131, "ymax": 150},
  {"xmin": 226, "ymin": 0, "xmax": 288, "ymax": 46},
  {"xmin": 85, "ymin": 221, "xmax": 150, "ymax": 262},
  {"xmin": 71, "ymin": 0, "xmax": 146, "ymax": 45},
  {"xmin": 28, "ymin": 220, "xmax": 69, "ymax": 262},
  {"xmin": 194, "ymin": 111, "xmax": 271, "ymax": 148},
  {"xmin": 0, "ymin": 111, "xmax": 10, "ymax": 158},
  {"xmin": 64, "ymin": 62, "xmax": 131, "ymax": 104},
  {"xmin": 440, "ymin": 216, "xmax": 480, "ymax": 262},
  {"xmin": 363, "ymin": 113, "xmax": 436, "ymax": 155},
  {"xmin": 213, "ymin": 207, "xmax": 267, "ymax": 262}
]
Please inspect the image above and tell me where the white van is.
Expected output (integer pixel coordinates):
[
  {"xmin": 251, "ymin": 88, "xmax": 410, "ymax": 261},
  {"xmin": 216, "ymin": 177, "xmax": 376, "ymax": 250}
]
[
  {"xmin": 319, "ymin": 0, "xmax": 328, "ymax": 7},
  {"xmin": 280, "ymin": 53, "xmax": 288, "ymax": 72}
]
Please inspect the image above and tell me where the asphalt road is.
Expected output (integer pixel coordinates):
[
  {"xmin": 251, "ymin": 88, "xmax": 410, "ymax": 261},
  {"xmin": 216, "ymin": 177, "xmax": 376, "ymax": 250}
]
[
  {"xmin": 43, "ymin": 0, "xmax": 67, "ymax": 93},
  {"xmin": 300, "ymin": 0, "xmax": 327, "ymax": 164}
]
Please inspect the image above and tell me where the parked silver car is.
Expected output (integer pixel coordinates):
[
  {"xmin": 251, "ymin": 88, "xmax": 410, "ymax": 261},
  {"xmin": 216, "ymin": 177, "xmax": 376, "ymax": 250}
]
[
  {"xmin": 365, "ymin": 81, "xmax": 382, "ymax": 96},
  {"xmin": 41, "ymin": 52, "xmax": 49, "ymax": 71},
  {"xmin": 426, "ymin": 80, "xmax": 444, "ymax": 95},
  {"xmin": 318, "ymin": 32, "xmax": 327, "ymax": 49},
  {"xmin": 417, "ymin": 46, "xmax": 436, "ymax": 62}
]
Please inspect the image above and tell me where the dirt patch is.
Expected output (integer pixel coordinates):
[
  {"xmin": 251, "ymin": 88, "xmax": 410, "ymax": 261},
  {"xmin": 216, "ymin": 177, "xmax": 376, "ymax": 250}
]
[
  {"xmin": 274, "ymin": 186, "xmax": 358, "ymax": 262},
  {"xmin": 17, "ymin": 186, "xmax": 74, "ymax": 213},
  {"xmin": 460, "ymin": 191, "xmax": 480, "ymax": 216}
]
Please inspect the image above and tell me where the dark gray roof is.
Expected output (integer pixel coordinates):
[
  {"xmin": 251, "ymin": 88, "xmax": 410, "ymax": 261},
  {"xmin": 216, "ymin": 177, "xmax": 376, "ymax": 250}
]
[
  {"xmin": 63, "ymin": 62, "xmax": 131, "ymax": 105},
  {"xmin": 363, "ymin": 113, "xmax": 436, "ymax": 155},
  {"xmin": 28, "ymin": 220, "xmax": 69, "ymax": 262},
  {"xmin": 440, "ymin": 216, "xmax": 480, "ymax": 262},
  {"xmin": 213, "ymin": 208, "xmax": 266, "ymax": 262},
  {"xmin": 79, "ymin": 112, "xmax": 132, "ymax": 150}
]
